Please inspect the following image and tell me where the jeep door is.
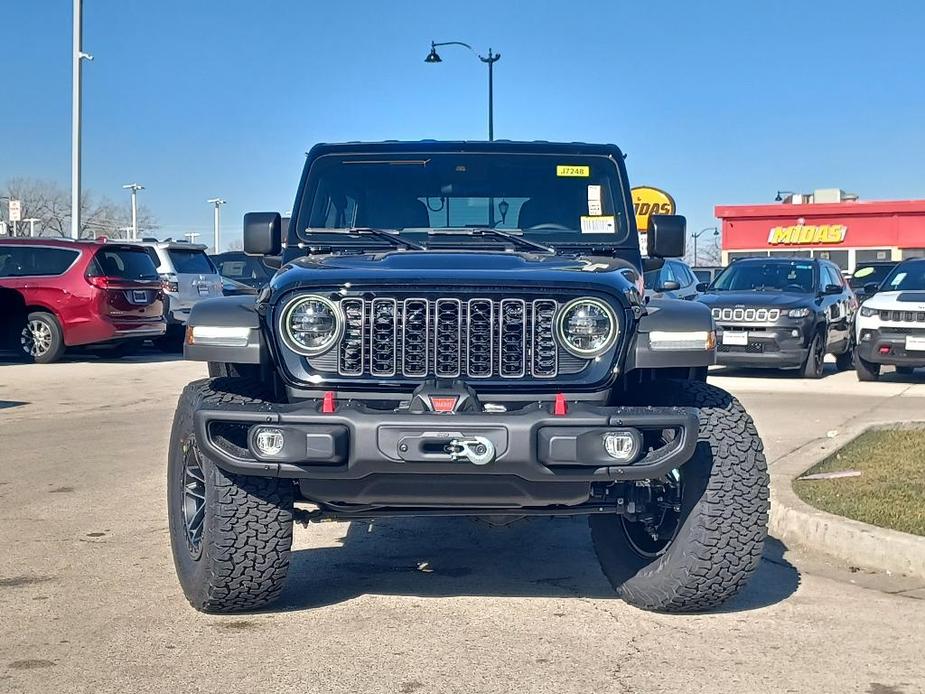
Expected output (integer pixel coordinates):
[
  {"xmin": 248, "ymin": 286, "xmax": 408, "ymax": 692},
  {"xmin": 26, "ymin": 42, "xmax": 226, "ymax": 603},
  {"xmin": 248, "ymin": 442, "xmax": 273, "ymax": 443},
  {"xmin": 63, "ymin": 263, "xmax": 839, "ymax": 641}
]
[{"xmin": 821, "ymin": 264, "xmax": 851, "ymax": 351}]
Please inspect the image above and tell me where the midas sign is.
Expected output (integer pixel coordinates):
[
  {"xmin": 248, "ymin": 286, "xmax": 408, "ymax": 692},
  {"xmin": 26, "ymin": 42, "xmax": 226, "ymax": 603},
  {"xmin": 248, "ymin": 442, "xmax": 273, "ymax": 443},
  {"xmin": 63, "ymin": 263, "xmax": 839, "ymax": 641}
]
[
  {"xmin": 768, "ymin": 224, "xmax": 847, "ymax": 245},
  {"xmin": 632, "ymin": 186, "xmax": 675, "ymax": 232}
]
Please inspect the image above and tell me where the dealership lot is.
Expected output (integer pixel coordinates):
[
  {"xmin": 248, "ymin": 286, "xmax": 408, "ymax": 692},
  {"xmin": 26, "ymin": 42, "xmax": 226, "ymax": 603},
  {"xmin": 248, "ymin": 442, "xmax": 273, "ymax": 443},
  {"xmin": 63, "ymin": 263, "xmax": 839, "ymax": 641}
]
[{"xmin": 2, "ymin": 356, "xmax": 925, "ymax": 694}]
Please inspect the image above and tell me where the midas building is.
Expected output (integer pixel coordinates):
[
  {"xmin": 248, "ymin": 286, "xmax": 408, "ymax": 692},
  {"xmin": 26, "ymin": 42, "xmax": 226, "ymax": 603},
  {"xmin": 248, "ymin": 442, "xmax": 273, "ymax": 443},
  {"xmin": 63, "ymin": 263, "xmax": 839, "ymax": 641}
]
[{"xmin": 715, "ymin": 189, "xmax": 925, "ymax": 271}]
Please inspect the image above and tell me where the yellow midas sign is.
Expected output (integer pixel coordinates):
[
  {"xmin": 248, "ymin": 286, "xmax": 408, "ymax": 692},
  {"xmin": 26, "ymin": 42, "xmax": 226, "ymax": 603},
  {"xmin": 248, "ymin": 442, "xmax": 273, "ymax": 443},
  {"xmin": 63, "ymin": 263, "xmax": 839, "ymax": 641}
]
[
  {"xmin": 768, "ymin": 224, "xmax": 847, "ymax": 245},
  {"xmin": 632, "ymin": 186, "xmax": 675, "ymax": 232}
]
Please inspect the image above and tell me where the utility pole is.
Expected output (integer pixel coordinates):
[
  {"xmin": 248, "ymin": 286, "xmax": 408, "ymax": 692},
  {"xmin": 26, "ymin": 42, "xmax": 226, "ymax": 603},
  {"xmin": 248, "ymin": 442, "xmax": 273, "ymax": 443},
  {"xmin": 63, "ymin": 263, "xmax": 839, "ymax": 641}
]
[
  {"xmin": 22, "ymin": 218, "xmax": 41, "ymax": 237},
  {"xmin": 71, "ymin": 0, "xmax": 93, "ymax": 239},
  {"xmin": 122, "ymin": 183, "xmax": 144, "ymax": 240},
  {"xmin": 207, "ymin": 198, "xmax": 225, "ymax": 252}
]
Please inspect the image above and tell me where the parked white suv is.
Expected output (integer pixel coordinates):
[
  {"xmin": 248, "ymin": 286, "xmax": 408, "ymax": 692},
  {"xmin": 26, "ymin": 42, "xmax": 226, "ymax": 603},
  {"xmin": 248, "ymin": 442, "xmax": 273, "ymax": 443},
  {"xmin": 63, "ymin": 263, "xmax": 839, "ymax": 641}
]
[{"xmin": 137, "ymin": 240, "xmax": 223, "ymax": 348}]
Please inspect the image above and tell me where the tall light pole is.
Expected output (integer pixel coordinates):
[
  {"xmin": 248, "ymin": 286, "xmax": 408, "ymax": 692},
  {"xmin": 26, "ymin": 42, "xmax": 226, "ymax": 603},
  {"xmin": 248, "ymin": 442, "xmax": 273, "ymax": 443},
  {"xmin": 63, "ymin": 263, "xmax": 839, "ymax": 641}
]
[
  {"xmin": 122, "ymin": 183, "xmax": 145, "ymax": 241},
  {"xmin": 184, "ymin": 232, "xmax": 201, "ymax": 244},
  {"xmin": 692, "ymin": 226, "xmax": 719, "ymax": 267},
  {"xmin": 122, "ymin": 183, "xmax": 144, "ymax": 240},
  {"xmin": 71, "ymin": 0, "xmax": 93, "ymax": 239},
  {"xmin": 426, "ymin": 41, "xmax": 501, "ymax": 141},
  {"xmin": 207, "ymin": 198, "xmax": 225, "ymax": 252}
]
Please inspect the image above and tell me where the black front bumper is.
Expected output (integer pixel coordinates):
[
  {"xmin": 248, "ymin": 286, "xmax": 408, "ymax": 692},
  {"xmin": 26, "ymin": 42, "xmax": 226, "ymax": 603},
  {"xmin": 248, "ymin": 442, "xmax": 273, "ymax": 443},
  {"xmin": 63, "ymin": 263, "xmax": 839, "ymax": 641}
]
[
  {"xmin": 194, "ymin": 400, "xmax": 699, "ymax": 509},
  {"xmin": 857, "ymin": 327, "xmax": 925, "ymax": 366},
  {"xmin": 715, "ymin": 323, "xmax": 810, "ymax": 369}
]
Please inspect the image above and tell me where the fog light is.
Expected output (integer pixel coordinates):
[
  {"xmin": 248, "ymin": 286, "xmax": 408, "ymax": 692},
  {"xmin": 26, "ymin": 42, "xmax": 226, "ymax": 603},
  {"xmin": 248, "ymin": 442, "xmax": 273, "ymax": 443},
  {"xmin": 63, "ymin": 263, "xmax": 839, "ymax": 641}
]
[
  {"xmin": 602, "ymin": 430, "xmax": 640, "ymax": 463},
  {"xmin": 253, "ymin": 427, "xmax": 285, "ymax": 456},
  {"xmin": 791, "ymin": 329, "xmax": 800, "ymax": 337}
]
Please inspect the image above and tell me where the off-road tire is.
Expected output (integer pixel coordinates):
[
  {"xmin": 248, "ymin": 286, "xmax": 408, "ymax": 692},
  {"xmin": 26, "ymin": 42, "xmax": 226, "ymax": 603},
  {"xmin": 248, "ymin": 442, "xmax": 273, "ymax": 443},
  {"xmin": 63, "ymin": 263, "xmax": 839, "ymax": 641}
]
[
  {"xmin": 801, "ymin": 331, "xmax": 825, "ymax": 379},
  {"xmin": 168, "ymin": 377, "xmax": 294, "ymax": 613},
  {"xmin": 854, "ymin": 352, "xmax": 881, "ymax": 382},
  {"xmin": 590, "ymin": 380, "xmax": 769, "ymax": 613},
  {"xmin": 21, "ymin": 311, "xmax": 66, "ymax": 364}
]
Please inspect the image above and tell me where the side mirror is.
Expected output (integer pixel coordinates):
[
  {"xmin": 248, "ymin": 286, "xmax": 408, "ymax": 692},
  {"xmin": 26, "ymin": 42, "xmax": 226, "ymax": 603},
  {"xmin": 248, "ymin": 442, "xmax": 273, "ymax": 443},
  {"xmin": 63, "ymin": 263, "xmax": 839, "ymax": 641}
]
[
  {"xmin": 822, "ymin": 284, "xmax": 842, "ymax": 295},
  {"xmin": 647, "ymin": 215, "xmax": 686, "ymax": 259},
  {"xmin": 244, "ymin": 212, "xmax": 282, "ymax": 256},
  {"xmin": 696, "ymin": 282, "xmax": 709, "ymax": 292},
  {"xmin": 863, "ymin": 282, "xmax": 879, "ymax": 296},
  {"xmin": 658, "ymin": 280, "xmax": 681, "ymax": 292}
]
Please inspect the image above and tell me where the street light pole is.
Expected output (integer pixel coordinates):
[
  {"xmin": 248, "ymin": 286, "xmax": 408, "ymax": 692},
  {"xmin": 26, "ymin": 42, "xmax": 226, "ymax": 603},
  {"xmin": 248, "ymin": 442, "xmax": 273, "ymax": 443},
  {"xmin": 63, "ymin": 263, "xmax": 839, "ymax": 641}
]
[
  {"xmin": 692, "ymin": 226, "xmax": 719, "ymax": 267},
  {"xmin": 426, "ymin": 41, "xmax": 501, "ymax": 141},
  {"xmin": 71, "ymin": 0, "xmax": 92, "ymax": 239},
  {"xmin": 122, "ymin": 183, "xmax": 144, "ymax": 240},
  {"xmin": 207, "ymin": 198, "xmax": 225, "ymax": 252},
  {"xmin": 184, "ymin": 232, "xmax": 201, "ymax": 244}
]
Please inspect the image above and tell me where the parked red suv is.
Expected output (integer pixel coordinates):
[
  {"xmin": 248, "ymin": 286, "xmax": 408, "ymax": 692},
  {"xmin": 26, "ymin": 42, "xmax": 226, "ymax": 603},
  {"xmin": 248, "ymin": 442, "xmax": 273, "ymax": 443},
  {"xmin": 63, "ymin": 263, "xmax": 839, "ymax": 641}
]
[{"xmin": 0, "ymin": 238, "xmax": 166, "ymax": 363}]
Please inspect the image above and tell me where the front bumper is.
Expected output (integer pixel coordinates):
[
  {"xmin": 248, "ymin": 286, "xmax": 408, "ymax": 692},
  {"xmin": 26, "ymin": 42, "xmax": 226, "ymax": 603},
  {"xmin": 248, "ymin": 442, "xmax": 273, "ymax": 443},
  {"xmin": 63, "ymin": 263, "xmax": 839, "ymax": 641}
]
[
  {"xmin": 857, "ymin": 327, "xmax": 925, "ymax": 366},
  {"xmin": 715, "ymin": 322, "xmax": 810, "ymax": 369},
  {"xmin": 193, "ymin": 400, "xmax": 699, "ymax": 508}
]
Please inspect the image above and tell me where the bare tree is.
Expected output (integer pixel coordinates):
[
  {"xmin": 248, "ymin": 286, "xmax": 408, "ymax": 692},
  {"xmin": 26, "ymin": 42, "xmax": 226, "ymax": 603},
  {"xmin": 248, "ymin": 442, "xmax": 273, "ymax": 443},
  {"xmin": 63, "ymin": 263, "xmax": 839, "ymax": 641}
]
[{"xmin": 2, "ymin": 178, "xmax": 158, "ymax": 239}]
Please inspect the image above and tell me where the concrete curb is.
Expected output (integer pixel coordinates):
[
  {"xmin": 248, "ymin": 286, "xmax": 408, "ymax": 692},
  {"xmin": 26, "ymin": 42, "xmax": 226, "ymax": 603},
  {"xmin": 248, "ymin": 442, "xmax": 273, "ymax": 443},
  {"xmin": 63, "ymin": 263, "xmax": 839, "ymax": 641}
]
[{"xmin": 769, "ymin": 420, "xmax": 925, "ymax": 579}]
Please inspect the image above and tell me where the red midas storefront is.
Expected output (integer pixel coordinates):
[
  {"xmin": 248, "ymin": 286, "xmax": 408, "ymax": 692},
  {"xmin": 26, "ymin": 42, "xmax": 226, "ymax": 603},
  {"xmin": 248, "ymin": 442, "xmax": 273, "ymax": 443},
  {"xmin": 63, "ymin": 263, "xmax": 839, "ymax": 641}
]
[{"xmin": 715, "ymin": 199, "xmax": 925, "ymax": 272}]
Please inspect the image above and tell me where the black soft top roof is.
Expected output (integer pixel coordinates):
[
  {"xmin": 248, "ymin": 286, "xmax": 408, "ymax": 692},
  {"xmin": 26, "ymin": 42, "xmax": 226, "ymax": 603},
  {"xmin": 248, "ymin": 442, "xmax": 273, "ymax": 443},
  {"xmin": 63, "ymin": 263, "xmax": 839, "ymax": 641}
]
[{"xmin": 306, "ymin": 140, "xmax": 625, "ymax": 159}]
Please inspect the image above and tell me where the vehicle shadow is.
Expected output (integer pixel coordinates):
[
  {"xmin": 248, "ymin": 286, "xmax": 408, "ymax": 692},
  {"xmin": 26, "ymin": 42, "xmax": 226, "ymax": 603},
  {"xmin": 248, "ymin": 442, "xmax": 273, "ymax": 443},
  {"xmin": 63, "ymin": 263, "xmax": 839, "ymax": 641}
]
[
  {"xmin": 274, "ymin": 517, "xmax": 799, "ymax": 614},
  {"xmin": 0, "ymin": 346, "xmax": 182, "ymax": 366},
  {"xmin": 710, "ymin": 364, "xmax": 838, "ymax": 379}
]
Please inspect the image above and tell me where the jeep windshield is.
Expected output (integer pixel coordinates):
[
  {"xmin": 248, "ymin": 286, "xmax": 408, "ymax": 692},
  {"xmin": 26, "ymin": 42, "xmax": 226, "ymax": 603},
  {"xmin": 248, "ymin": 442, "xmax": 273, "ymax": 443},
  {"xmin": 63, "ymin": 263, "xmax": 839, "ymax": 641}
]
[
  {"xmin": 295, "ymin": 152, "xmax": 631, "ymax": 249},
  {"xmin": 881, "ymin": 259, "xmax": 925, "ymax": 291},
  {"xmin": 711, "ymin": 259, "xmax": 816, "ymax": 293}
]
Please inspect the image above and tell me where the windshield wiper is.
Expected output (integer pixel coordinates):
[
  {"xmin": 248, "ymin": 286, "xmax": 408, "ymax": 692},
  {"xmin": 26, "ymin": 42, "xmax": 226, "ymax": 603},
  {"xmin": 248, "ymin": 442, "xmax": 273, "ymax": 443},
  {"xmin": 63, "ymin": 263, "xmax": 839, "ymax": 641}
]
[
  {"xmin": 427, "ymin": 228, "xmax": 555, "ymax": 254},
  {"xmin": 303, "ymin": 227, "xmax": 425, "ymax": 251}
]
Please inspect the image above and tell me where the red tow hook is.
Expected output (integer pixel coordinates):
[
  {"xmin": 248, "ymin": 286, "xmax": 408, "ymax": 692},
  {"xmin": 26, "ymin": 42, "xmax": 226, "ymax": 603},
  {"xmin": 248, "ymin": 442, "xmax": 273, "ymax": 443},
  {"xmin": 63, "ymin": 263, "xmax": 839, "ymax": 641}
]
[
  {"xmin": 322, "ymin": 391, "xmax": 336, "ymax": 414},
  {"xmin": 554, "ymin": 392, "xmax": 568, "ymax": 416}
]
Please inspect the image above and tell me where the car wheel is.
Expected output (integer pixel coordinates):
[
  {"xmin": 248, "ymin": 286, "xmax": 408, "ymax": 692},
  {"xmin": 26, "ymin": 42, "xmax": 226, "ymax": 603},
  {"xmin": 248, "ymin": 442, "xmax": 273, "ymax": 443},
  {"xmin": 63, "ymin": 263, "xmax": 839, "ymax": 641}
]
[
  {"xmin": 20, "ymin": 312, "xmax": 66, "ymax": 364},
  {"xmin": 168, "ymin": 377, "xmax": 294, "ymax": 613},
  {"xmin": 834, "ymin": 344, "xmax": 854, "ymax": 372},
  {"xmin": 590, "ymin": 380, "xmax": 769, "ymax": 613},
  {"xmin": 854, "ymin": 351, "xmax": 881, "ymax": 382},
  {"xmin": 801, "ymin": 332, "xmax": 825, "ymax": 379}
]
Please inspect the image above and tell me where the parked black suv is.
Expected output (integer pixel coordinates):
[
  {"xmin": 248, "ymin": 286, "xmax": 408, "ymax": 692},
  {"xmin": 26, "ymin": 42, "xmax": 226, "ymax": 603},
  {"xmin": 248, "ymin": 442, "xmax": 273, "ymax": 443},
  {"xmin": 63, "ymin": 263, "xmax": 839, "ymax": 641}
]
[
  {"xmin": 698, "ymin": 257, "xmax": 857, "ymax": 377},
  {"xmin": 167, "ymin": 140, "xmax": 769, "ymax": 615}
]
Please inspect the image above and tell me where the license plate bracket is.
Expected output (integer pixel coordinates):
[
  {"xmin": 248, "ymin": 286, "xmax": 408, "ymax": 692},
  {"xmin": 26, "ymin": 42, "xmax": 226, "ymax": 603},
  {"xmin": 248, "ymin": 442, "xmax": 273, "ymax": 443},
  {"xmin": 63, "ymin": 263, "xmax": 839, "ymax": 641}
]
[
  {"xmin": 722, "ymin": 331, "xmax": 749, "ymax": 346},
  {"xmin": 905, "ymin": 335, "xmax": 925, "ymax": 351}
]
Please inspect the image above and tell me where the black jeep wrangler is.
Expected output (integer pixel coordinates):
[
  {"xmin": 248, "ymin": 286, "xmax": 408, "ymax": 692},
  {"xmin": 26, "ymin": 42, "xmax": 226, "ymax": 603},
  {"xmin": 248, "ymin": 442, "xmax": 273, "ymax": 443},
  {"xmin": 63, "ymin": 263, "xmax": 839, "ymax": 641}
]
[{"xmin": 168, "ymin": 141, "xmax": 769, "ymax": 614}]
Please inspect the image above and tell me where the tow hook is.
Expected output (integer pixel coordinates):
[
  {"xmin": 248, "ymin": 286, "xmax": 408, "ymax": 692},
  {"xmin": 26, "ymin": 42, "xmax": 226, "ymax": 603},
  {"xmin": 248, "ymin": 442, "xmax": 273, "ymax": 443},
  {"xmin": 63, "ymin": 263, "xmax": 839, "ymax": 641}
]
[{"xmin": 447, "ymin": 436, "xmax": 495, "ymax": 466}]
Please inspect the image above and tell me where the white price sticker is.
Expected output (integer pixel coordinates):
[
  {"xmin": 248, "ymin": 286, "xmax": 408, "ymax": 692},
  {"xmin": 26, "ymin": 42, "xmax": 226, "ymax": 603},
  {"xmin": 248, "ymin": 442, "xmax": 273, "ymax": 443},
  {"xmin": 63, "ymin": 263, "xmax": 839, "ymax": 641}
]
[{"xmin": 580, "ymin": 215, "xmax": 615, "ymax": 234}]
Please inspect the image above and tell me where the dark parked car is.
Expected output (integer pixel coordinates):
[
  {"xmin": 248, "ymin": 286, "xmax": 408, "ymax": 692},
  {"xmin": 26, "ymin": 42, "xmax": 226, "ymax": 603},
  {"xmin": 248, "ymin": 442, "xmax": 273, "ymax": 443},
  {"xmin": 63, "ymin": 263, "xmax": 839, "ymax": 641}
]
[
  {"xmin": 0, "ymin": 238, "xmax": 165, "ymax": 363},
  {"xmin": 211, "ymin": 251, "xmax": 274, "ymax": 290},
  {"xmin": 643, "ymin": 258, "xmax": 700, "ymax": 300},
  {"xmin": 168, "ymin": 139, "xmax": 768, "ymax": 616},
  {"xmin": 849, "ymin": 260, "xmax": 898, "ymax": 302},
  {"xmin": 698, "ymin": 256, "xmax": 857, "ymax": 377}
]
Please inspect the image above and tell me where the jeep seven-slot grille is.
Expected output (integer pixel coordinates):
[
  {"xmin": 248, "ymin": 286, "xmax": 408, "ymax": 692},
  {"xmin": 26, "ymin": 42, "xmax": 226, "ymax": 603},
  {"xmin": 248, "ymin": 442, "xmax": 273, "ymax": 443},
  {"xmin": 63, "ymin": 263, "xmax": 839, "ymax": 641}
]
[{"xmin": 335, "ymin": 297, "xmax": 563, "ymax": 379}]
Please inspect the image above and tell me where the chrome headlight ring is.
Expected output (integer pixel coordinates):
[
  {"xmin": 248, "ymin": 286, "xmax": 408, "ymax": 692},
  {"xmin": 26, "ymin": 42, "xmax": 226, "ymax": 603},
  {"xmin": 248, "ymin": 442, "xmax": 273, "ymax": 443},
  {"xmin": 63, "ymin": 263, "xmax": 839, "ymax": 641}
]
[
  {"xmin": 556, "ymin": 297, "xmax": 619, "ymax": 358},
  {"xmin": 278, "ymin": 294, "xmax": 343, "ymax": 356}
]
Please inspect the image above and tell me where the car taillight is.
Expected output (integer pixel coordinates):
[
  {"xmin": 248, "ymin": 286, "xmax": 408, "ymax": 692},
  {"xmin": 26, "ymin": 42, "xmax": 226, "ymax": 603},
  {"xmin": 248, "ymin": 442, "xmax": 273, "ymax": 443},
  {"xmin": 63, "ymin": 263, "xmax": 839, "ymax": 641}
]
[
  {"xmin": 160, "ymin": 273, "xmax": 179, "ymax": 293},
  {"xmin": 86, "ymin": 275, "xmax": 114, "ymax": 289}
]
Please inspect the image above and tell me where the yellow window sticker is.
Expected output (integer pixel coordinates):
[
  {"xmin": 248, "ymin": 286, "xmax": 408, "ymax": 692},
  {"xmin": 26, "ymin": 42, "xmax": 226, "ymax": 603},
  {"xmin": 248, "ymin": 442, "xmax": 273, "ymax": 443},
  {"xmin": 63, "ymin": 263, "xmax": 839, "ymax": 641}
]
[
  {"xmin": 853, "ymin": 266, "xmax": 874, "ymax": 278},
  {"xmin": 556, "ymin": 165, "xmax": 589, "ymax": 177},
  {"xmin": 580, "ymin": 215, "xmax": 615, "ymax": 234}
]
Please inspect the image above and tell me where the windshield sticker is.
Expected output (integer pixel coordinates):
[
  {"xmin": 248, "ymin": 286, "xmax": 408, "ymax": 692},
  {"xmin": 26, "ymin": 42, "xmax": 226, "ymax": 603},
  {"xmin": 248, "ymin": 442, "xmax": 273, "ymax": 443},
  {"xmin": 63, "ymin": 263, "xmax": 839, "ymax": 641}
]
[
  {"xmin": 854, "ymin": 266, "xmax": 875, "ymax": 278},
  {"xmin": 587, "ymin": 185, "xmax": 602, "ymax": 216},
  {"xmin": 580, "ymin": 215, "xmax": 615, "ymax": 234},
  {"xmin": 556, "ymin": 165, "xmax": 589, "ymax": 177}
]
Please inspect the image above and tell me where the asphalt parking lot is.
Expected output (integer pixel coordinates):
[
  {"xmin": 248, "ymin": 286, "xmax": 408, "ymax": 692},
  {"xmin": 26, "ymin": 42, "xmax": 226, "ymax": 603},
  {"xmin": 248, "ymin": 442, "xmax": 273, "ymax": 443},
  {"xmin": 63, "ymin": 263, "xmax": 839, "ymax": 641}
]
[{"xmin": 2, "ymin": 355, "xmax": 925, "ymax": 693}]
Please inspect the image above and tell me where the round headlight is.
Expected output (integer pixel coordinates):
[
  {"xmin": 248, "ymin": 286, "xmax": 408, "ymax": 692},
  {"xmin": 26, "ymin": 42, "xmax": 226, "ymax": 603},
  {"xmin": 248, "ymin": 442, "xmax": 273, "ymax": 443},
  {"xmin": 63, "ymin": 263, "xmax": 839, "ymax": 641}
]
[
  {"xmin": 556, "ymin": 297, "xmax": 618, "ymax": 357},
  {"xmin": 279, "ymin": 295, "xmax": 342, "ymax": 356}
]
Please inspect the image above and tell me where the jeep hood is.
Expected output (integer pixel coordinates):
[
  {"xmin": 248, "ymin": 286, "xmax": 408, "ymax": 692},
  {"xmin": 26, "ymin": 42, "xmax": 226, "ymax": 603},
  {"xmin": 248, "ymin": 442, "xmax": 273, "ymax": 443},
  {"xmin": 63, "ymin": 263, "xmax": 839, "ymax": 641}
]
[
  {"xmin": 270, "ymin": 250, "xmax": 636, "ymax": 292},
  {"xmin": 863, "ymin": 291, "xmax": 925, "ymax": 311},
  {"xmin": 697, "ymin": 291, "xmax": 814, "ymax": 309}
]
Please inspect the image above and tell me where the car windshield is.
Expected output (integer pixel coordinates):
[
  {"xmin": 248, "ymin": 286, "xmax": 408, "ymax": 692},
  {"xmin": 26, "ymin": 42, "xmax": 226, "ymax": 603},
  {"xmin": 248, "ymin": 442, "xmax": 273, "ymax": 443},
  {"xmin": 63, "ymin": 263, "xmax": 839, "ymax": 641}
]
[
  {"xmin": 89, "ymin": 247, "xmax": 159, "ymax": 281},
  {"xmin": 295, "ymin": 152, "xmax": 631, "ymax": 248},
  {"xmin": 880, "ymin": 261, "xmax": 925, "ymax": 291},
  {"xmin": 849, "ymin": 263, "xmax": 894, "ymax": 288},
  {"xmin": 168, "ymin": 248, "xmax": 216, "ymax": 274},
  {"xmin": 711, "ymin": 260, "xmax": 816, "ymax": 293}
]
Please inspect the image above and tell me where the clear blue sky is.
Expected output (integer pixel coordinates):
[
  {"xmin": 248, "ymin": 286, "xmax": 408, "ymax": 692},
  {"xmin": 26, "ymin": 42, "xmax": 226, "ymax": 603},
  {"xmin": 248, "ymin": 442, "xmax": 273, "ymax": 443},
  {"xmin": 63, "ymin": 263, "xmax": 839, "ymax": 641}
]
[{"xmin": 3, "ymin": 0, "xmax": 924, "ymax": 248}]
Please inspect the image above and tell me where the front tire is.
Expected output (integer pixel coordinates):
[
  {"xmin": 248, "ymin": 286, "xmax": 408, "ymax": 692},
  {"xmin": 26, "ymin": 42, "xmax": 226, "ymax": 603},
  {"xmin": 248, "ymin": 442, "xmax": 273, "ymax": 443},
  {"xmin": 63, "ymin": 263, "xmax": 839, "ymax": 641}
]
[
  {"xmin": 590, "ymin": 380, "xmax": 769, "ymax": 613},
  {"xmin": 834, "ymin": 344, "xmax": 854, "ymax": 372},
  {"xmin": 854, "ymin": 352, "xmax": 881, "ymax": 382},
  {"xmin": 167, "ymin": 378, "xmax": 294, "ymax": 613},
  {"xmin": 801, "ymin": 332, "xmax": 825, "ymax": 379}
]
